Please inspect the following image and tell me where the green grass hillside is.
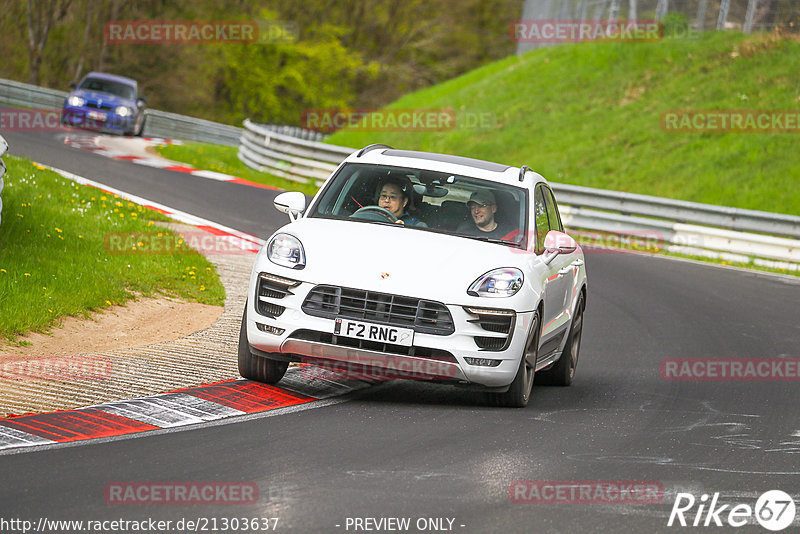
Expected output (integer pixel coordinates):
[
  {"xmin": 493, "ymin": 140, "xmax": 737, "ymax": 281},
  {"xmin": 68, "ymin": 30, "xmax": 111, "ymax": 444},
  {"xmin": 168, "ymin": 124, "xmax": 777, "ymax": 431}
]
[{"xmin": 327, "ymin": 31, "xmax": 800, "ymax": 214}]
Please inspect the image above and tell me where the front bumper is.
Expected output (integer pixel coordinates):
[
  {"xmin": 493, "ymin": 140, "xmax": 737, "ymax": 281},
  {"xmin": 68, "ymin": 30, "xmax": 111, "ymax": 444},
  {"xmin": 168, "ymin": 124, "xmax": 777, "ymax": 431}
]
[
  {"xmin": 246, "ymin": 271, "xmax": 535, "ymax": 388},
  {"xmin": 62, "ymin": 106, "xmax": 134, "ymax": 133}
]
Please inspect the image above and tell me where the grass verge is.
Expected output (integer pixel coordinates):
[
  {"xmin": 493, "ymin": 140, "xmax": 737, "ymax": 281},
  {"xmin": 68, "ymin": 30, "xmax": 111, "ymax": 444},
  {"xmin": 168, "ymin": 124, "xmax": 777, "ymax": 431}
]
[
  {"xmin": 156, "ymin": 142, "xmax": 321, "ymax": 197},
  {"xmin": 0, "ymin": 155, "xmax": 225, "ymax": 342},
  {"xmin": 327, "ymin": 31, "xmax": 800, "ymax": 215}
]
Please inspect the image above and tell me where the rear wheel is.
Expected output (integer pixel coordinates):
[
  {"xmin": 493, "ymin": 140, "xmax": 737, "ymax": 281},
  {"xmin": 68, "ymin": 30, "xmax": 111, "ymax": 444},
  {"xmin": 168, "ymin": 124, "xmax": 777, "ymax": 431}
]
[
  {"xmin": 486, "ymin": 310, "xmax": 539, "ymax": 408},
  {"xmin": 237, "ymin": 302, "xmax": 288, "ymax": 384},
  {"xmin": 536, "ymin": 293, "xmax": 584, "ymax": 386}
]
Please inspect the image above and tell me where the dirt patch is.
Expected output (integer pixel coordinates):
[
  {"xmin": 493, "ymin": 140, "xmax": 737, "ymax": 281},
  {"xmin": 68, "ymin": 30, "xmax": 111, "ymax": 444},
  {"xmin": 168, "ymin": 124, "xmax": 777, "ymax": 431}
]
[{"xmin": 0, "ymin": 297, "xmax": 223, "ymax": 358}]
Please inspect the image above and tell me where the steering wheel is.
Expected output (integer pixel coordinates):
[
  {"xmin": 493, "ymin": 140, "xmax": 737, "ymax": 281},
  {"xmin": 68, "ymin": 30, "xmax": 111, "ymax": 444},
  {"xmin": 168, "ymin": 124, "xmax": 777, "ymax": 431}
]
[{"xmin": 351, "ymin": 206, "xmax": 398, "ymax": 223}]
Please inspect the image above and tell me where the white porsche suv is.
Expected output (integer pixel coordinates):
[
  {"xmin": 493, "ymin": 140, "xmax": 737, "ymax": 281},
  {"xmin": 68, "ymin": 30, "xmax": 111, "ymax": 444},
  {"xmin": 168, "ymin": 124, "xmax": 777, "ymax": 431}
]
[{"xmin": 238, "ymin": 145, "xmax": 587, "ymax": 407}]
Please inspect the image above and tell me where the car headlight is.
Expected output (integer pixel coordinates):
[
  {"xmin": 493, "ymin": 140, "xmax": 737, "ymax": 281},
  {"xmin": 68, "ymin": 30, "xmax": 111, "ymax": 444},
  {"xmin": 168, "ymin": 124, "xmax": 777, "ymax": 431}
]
[
  {"xmin": 468, "ymin": 268, "xmax": 523, "ymax": 297},
  {"xmin": 67, "ymin": 96, "xmax": 85, "ymax": 107},
  {"xmin": 115, "ymin": 106, "xmax": 132, "ymax": 117},
  {"xmin": 267, "ymin": 233, "xmax": 305, "ymax": 269}
]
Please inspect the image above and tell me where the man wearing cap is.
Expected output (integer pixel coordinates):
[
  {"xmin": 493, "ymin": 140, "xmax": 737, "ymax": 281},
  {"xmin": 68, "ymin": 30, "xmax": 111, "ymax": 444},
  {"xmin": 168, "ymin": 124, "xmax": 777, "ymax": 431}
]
[{"xmin": 457, "ymin": 189, "xmax": 514, "ymax": 239}]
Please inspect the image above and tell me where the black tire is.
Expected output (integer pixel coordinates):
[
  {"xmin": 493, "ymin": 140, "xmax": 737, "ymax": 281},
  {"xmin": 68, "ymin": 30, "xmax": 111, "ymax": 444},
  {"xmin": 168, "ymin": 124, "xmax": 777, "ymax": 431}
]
[
  {"xmin": 536, "ymin": 293, "xmax": 584, "ymax": 386},
  {"xmin": 486, "ymin": 310, "xmax": 540, "ymax": 408},
  {"xmin": 134, "ymin": 114, "xmax": 145, "ymax": 137},
  {"xmin": 237, "ymin": 302, "xmax": 288, "ymax": 384}
]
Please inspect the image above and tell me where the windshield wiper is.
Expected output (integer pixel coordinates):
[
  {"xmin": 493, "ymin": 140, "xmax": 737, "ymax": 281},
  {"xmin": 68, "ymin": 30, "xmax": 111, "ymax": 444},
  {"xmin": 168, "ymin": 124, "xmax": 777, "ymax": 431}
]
[{"xmin": 457, "ymin": 234, "xmax": 523, "ymax": 248}]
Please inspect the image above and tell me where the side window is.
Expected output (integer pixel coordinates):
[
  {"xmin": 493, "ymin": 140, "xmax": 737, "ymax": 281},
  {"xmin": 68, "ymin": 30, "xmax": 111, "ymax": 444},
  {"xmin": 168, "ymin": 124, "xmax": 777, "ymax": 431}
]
[
  {"xmin": 542, "ymin": 187, "xmax": 563, "ymax": 232},
  {"xmin": 534, "ymin": 186, "xmax": 549, "ymax": 253}
]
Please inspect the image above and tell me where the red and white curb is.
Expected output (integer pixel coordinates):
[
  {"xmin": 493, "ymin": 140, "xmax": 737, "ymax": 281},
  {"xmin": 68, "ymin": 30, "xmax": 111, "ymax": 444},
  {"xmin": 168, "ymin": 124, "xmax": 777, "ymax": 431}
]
[
  {"xmin": 0, "ymin": 164, "xmax": 379, "ymax": 453},
  {"xmin": 43, "ymin": 164, "xmax": 265, "ymax": 253},
  {"xmin": 62, "ymin": 133, "xmax": 279, "ymax": 191},
  {"xmin": 0, "ymin": 367, "xmax": 376, "ymax": 452}
]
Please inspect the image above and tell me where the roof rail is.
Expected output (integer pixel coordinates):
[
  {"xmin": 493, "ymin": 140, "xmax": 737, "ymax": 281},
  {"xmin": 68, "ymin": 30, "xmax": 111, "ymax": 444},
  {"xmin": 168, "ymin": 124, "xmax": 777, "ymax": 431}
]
[
  {"xmin": 519, "ymin": 165, "xmax": 531, "ymax": 182},
  {"xmin": 357, "ymin": 144, "xmax": 393, "ymax": 158}
]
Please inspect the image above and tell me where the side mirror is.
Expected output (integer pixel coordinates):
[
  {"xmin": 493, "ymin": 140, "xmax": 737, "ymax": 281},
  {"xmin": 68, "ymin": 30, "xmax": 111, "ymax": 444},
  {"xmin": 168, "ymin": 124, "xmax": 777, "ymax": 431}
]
[
  {"xmin": 274, "ymin": 191, "xmax": 306, "ymax": 221},
  {"xmin": 544, "ymin": 230, "xmax": 578, "ymax": 255},
  {"xmin": 69, "ymin": 82, "xmax": 77, "ymax": 90},
  {"xmin": 137, "ymin": 96, "xmax": 147, "ymax": 106}
]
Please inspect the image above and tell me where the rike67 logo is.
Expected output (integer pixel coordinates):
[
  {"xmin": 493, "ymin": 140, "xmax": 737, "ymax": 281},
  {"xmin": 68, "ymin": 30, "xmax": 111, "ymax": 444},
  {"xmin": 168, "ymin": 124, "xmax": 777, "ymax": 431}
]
[{"xmin": 668, "ymin": 490, "xmax": 796, "ymax": 531}]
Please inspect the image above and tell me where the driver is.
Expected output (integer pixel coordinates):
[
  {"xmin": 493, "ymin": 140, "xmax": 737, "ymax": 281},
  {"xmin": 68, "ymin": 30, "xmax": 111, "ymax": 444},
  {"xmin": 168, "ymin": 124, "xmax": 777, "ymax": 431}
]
[{"xmin": 377, "ymin": 177, "xmax": 427, "ymax": 227}]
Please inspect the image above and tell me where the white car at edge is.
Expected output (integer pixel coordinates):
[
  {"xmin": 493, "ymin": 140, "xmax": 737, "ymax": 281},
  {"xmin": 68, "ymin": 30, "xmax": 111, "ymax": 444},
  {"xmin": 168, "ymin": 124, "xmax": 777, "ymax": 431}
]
[{"xmin": 238, "ymin": 145, "xmax": 587, "ymax": 407}]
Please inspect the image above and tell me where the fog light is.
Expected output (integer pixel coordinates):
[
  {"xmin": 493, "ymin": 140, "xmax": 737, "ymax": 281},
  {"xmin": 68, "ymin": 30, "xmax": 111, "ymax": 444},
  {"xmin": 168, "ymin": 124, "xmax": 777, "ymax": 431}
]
[
  {"xmin": 256, "ymin": 323, "xmax": 285, "ymax": 335},
  {"xmin": 464, "ymin": 357, "xmax": 502, "ymax": 367}
]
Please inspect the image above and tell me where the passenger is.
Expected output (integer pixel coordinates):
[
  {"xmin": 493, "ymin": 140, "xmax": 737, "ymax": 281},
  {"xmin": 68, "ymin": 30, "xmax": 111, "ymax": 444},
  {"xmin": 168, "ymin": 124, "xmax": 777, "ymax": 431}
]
[
  {"xmin": 457, "ymin": 189, "xmax": 515, "ymax": 239},
  {"xmin": 377, "ymin": 177, "xmax": 427, "ymax": 227}
]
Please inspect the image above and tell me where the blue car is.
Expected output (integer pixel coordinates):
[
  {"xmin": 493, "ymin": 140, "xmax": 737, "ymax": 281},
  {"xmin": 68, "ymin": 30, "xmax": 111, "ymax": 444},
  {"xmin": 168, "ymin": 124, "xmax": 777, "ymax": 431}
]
[{"xmin": 61, "ymin": 72, "xmax": 147, "ymax": 136}]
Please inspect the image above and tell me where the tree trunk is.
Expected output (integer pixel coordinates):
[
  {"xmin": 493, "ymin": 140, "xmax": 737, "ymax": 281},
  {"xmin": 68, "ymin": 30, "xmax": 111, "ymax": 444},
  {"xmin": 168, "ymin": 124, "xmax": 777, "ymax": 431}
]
[
  {"xmin": 26, "ymin": 0, "xmax": 72, "ymax": 86},
  {"xmin": 97, "ymin": 0, "xmax": 120, "ymax": 72},
  {"xmin": 717, "ymin": 0, "xmax": 731, "ymax": 30},
  {"xmin": 72, "ymin": 1, "xmax": 96, "ymax": 84},
  {"xmin": 696, "ymin": 0, "xmax": 708, "ymax": 30}
]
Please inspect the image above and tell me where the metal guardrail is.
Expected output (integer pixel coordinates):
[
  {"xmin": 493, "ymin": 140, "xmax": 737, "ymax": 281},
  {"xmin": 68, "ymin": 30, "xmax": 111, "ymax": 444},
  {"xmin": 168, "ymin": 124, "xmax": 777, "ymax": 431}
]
[
  {"xmin": 0, "ymin": 134, "xmax": 7, "ymax": 228},
  {"xmin": 238, "ymin": 119, "xmax": 350, "ymax": 186},
  {"xmin": 250, "ymin": 123, "xmax": 326, "ymax": 142},
  {"xmin": 143, "ymin": 109, "xmax": 242, "ymax": 146},
  {"xmin": 551, "ymin": 183, "xmax": 800, "ymax": 240},
  {"xmin": 237, "ymin": 122, "xmax": 800, "ymax": 267}
]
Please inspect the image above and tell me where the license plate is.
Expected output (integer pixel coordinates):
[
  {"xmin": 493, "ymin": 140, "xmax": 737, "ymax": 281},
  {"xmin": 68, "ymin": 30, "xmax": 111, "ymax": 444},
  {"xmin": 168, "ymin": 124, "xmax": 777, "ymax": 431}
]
[
  {"xmin": 334, "ymin": 318, "xmax": 414, "ymax": 347},
  {"xmin": 87, "ymin": 110, "xmax": 106, "ymax": 121}
]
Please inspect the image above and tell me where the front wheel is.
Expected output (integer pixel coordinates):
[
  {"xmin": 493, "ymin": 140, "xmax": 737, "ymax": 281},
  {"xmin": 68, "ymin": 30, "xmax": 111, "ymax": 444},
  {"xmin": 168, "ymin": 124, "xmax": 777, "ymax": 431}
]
[
  {"xmin": 237, "ymin": 302, "xmax": 288, "ymax": 384},
  {"xmin": 536, "ymin": 294, "xmax": 584, "ymax": 386},
  {"xmin": 134, "ymin": 114, "xmax": 146, "ymax": 137},
  {"xmin": 486, "ymin": 310, "xmax": 539, "ymax": 408}
]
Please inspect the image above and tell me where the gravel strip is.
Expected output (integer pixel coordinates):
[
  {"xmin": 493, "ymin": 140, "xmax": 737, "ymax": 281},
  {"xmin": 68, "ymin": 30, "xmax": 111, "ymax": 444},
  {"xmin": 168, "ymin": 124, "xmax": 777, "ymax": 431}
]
[{"xmin": 0, "ymin": 227, "xmax": 255, "ymax": 417}]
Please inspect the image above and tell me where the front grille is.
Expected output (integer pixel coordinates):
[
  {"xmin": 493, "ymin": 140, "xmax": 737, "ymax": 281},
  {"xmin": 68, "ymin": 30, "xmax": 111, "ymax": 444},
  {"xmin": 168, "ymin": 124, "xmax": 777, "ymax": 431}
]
[
  {"xmin": 465, "ymin": 307, "xmax": 515, "ymax": 352},
  {"xmin": 288, "ymin": 329, "xmax": 457, "ymax": 361},
  {"xmin": 302, "ymin": 285, "xmax": 454, "ymax": 336},
  {"xmin": 256, "ymin": 273, "xmax": 298, "ymax": 318},
  {"xmin": 86, "ymin": 102, "xmax": 114, "ymax": 111}
]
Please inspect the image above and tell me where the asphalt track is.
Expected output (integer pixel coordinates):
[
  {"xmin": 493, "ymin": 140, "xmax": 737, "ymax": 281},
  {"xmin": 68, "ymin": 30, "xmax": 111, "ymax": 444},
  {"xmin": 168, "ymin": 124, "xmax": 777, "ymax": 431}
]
[{"xmin": 2, "ymin": 129, "xmax": 799, "ymax": 533}]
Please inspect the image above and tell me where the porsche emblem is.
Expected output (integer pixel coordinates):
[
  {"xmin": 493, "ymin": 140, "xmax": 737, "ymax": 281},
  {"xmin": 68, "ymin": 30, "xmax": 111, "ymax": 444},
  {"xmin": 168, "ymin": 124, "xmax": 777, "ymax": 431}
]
[{"xmin": 380, "ymin": 272, "xmax": 390, "ymax": 279}]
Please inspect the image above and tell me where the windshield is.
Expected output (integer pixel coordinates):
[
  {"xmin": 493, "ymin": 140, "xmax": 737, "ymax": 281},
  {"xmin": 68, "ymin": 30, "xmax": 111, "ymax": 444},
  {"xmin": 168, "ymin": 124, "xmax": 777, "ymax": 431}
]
[
  {"xmin": 78, "ymin": 77, "xmax": 136, "ymax": 99},
  {"xmin": 309, "ymin": 162, "xmax": 528, "ymax": 248}
]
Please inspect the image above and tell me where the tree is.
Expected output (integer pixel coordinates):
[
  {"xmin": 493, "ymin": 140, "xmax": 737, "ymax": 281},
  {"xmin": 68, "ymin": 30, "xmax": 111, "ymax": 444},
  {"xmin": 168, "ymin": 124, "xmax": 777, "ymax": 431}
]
[{"xmin": 26, "ymin": 0, "xmax": 72, "ymax": 85}]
